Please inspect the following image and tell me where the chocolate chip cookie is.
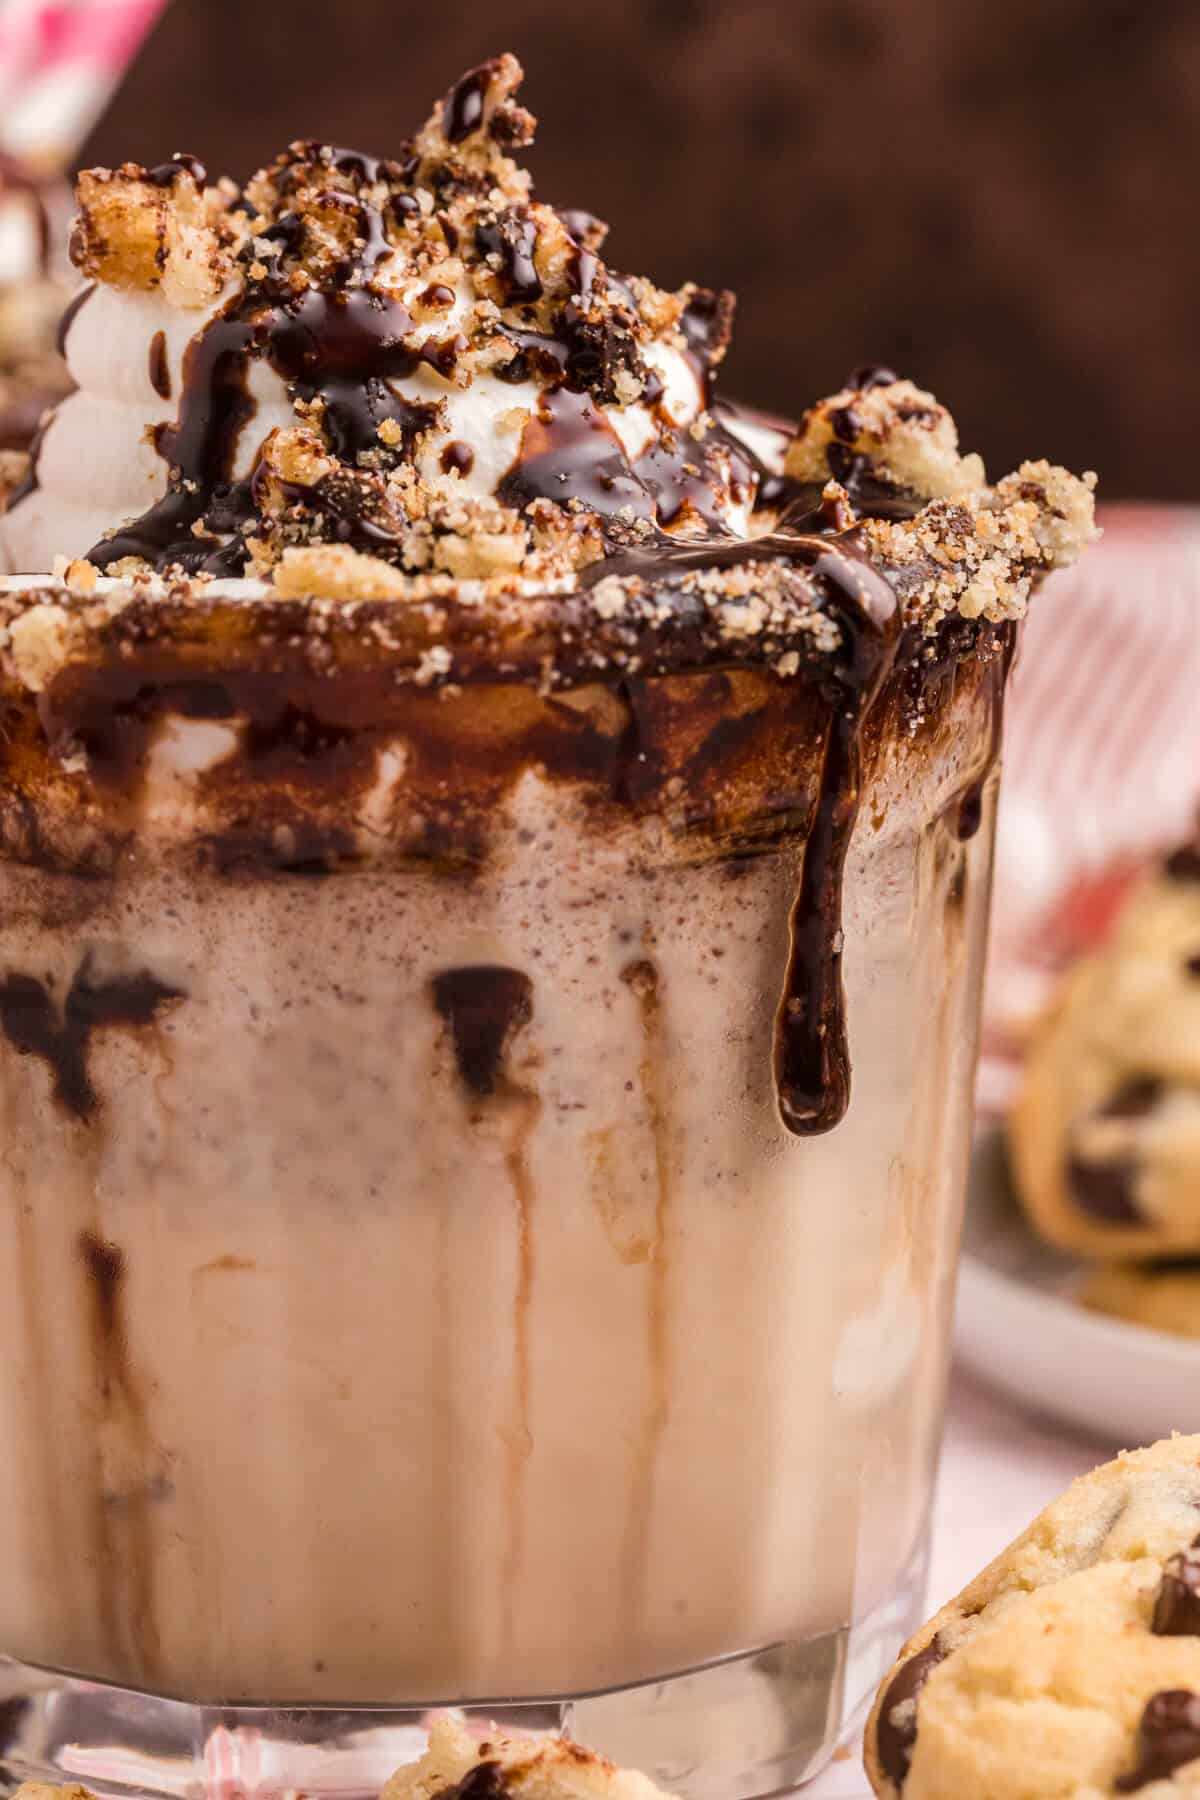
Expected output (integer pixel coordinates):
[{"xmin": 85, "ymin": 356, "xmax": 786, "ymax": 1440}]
[
  {"xmin": 1010, "ymin": 851, "xmax": 1200, "ymax": 1257},
  {"xmin": 382, "ymin": 1717, "xmax": 673, "ymax": 1800},
  {"xmin": 865, "ymin": 1434, "xmax": 1200, "ymax": 1797}
]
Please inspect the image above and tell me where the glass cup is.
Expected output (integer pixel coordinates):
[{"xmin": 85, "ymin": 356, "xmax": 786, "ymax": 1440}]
[{"xmin": 0, "ymin": 575, "xmax": 1006, "ymax": 1800}]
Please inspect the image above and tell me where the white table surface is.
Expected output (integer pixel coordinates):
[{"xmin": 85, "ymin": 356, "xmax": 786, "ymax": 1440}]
[{"xmin": 808, "ymin": 1366, "xmax": 1116, "ymax": 1797}]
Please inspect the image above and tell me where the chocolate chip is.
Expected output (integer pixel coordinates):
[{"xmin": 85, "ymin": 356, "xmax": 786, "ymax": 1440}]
[
  {"xmin": 1153, "ymin": 1536, "xmax": 1200, "ymax": 1637},
  {"xmin": 1116, "ymin": 1690, "xmax": 1200, "ymax": 1791},
  {"xmin": 830, "ymin": 404, "xmax": 863, "ymax": 443},
  {"xmin": 1066, "ymin": 1077, "xmax": 1162, "ymax": 1224},
  {"xmin": 1100, "ymin": 1077, "xmax": 1164, "ymax": 1120},
  {"xmin": 1166, "ymin": 845, "xmax": 1200, "ymax": 881},
  {"xmin": 1066, "ymin": 1155, "xmax": 1144, "ymax": 1225},
  {"xmin": 847, "ymin": 362, "xmax": 898, "ymax": 392},
  {"xmin": 442, "ymin": 67, "xmax": 489, "ymax": 143},
  {"xmin": 444, "ymin": 1766, "xmax": 509, "ymax": 1800},
  {"xmin": 875, "ymin": 1637, "xmax": 946, "ymax": 1788}
]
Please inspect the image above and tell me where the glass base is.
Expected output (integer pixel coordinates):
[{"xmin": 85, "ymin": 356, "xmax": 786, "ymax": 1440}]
[{"xmin": 0, "ymin": 1538, "xmax": 926, "ymax": 1800}]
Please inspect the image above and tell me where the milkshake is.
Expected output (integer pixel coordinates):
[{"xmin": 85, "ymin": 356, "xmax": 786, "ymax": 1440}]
[{"xmin": 0, "ymin": 55, "xmax": 1095, "ymax": 1800}]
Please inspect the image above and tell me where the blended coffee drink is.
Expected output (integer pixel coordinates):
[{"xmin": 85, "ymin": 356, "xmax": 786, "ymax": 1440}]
[{"xmin": 0, "ymin": 55, "xmax": 1094, "ymax": 1800}]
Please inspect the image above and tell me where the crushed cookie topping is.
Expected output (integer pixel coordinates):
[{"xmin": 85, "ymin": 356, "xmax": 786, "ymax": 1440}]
[{"xmin": 4, "ymin": 53, "xmax": 1096, "ymax": 656}]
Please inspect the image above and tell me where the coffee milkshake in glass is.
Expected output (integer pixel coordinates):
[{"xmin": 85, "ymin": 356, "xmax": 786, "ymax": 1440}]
[{"xmin": 0, "ymin": 54, "xmax": 1094, "ymax": 1800}]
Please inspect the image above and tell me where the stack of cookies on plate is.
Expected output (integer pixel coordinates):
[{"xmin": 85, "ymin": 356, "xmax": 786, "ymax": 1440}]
[{"xmin": 1010, "ymin": 833, "xmax": 1200, "ymax": 1337}]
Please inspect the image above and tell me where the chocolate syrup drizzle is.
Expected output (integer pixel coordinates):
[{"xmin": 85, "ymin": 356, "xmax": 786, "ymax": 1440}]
[
  {"xmin": 592, "ymin": 504, "xmax": 901, "ymax": 1136},
  {"xmin": 55, "ymin": 281, "xmax": 95, "ymax": 358},
  {"xmin": 67, "ymin": 170, "xmax": 748, "ymax": 572},
  {"xmin": 147, "ymin": 331, "xmax": 171, "ymax": 401},
  {"xmin": 79, "ymin": 163, "xmax": 451, "ymax": 573}
]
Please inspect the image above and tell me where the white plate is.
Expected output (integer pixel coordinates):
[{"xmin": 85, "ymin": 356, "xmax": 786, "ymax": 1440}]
[{"xmin": 954, "ymin": 1131, "xmax": 1200, "ymax": 1445}]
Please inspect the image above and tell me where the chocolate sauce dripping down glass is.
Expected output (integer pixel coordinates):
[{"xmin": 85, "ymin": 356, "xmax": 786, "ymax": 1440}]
[
  {"xmin": 773, "ymin": 536, "xmax": 901, "ymax": 1133},
  {"xmin": 593, "ymin": 516, "xmax": 901, "ymax": 1138}
]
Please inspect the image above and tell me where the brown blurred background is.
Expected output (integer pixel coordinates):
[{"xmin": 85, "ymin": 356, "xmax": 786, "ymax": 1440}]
[{"xmin": 81, "ymin": 0, "xmax": 1200, "ymax": 499}]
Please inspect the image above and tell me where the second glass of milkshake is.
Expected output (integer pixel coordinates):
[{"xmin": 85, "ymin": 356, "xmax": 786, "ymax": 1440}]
[{"xmin": 0, "ymin": 55, "xmax": 1095, "ymax": 1800}]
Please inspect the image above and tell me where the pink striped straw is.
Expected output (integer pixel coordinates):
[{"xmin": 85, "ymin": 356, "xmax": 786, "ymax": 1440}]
[{"xmin": 0, "ymin": 0, "xmax": 168, "ymax": 164}]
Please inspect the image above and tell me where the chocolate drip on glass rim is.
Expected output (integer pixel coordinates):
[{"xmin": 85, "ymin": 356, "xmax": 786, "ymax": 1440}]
[
  {"xmin": 773, "ymin": 532, "xmax": 900, "ymax": 1133},
  {"xmin": 592, "ymin": 511, "xmax": 901, "ymax": 1137}
]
